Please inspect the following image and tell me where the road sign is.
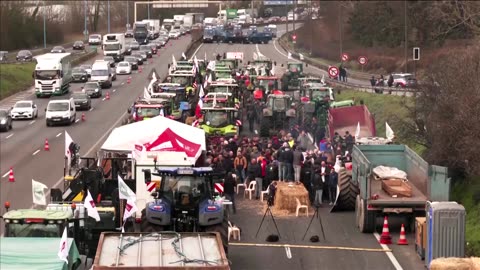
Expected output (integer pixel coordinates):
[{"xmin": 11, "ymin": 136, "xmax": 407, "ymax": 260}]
[
  {"xmin": 358, "ymin": 56, "xmax": 368, "ymax": 66},
  {"xmin": 341, "ymin": 53, "xmax": 349, "ymax": 62},
  {"xmin": 328, "ymin": 66, "xmax": 339, "ymax": 78},
  {"xmin": 214, "ymin": 183, "xmax": 224, "ymax": 194},
  {"xmin": 413, "ymin": 47, "xmax": 420, "ymax": 61}
]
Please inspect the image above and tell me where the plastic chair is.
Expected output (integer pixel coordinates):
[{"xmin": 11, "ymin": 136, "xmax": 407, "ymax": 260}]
[
  {"xmin": 228, "ymin": 221, "xmax": 240, "ymax": 241},
  {"xmin": 260, "ymin": 185, "xmax": 270, "ymax": 202},
  {"xmin": 295, "ymin": 198, "xmax": 309, "ymax": 217},
  {"xmin": 236, "ymin": 182, "xmax": 246, "ymax": 194},
  {"xmin": 244, "ymin": 181, "xmax": 256, "ymax": 200}
]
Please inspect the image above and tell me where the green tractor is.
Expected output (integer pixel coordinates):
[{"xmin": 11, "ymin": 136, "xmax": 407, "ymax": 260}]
[
  {"xmin": 259, "ymin": 93, "xmax": 294, "ymax": 137},
  {"xmin": 199, "ymin": 107, "xmax": 241, "ymax": 137},
  {"xmin": 281, "ymin": 62, "xmax": 306, "ymax": 91}
]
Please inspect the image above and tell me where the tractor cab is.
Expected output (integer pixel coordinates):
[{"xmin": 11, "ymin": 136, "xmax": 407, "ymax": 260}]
[
  {"xmin": 168, "ymin": 71, "xmax": 194, "ymax": 87},
  {"xmin": 221, "ymin": 52, "xmax": 244, "ymax": 70},
  {"xmin": 209, "ymin": 81, "xmax": 240, "ymax": 101},
  {"xmin": 254, "ymin": 76, "xmax": 279, "ymax": 101},
  {"xmin": 299, "ymin": 76, "xmax": 326, "ymax": 88},
  {"xmin": 215, "ymin": 68, "xmax": 232, "ymax": 79},
  {"xmin": 300, "ymin": 85, "xmax": 335, "ymax": 103},
  {"xmin": 127, "ymin": 99, "xmax": 170, "ymax": 122},
  {"xmin": 199, "ymin": 107, "xmax": 240, "ymax": 137},
  {"xmin": 153, "ymin": 83, "xmax": 187, "ymax": 102},
  {"xmin": 203, "ymin": 92, "xmax": 234, "ymax": 108}
]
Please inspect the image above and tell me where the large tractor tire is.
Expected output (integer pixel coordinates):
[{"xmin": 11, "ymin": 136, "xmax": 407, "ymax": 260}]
[
  {"xmin": 357, "ymin": 197, "xmax": 376, "ymax": 233},
  {"xmin": 205, "ymin": 211, "xmax": 229, "ymax": 255},
  {"xmin": 139, "ymin": 208, "xmax": 164, "ymax": 233},
  {"xmin": 330, "ymin": 168, "xmax": 359, "ymax": 212}
]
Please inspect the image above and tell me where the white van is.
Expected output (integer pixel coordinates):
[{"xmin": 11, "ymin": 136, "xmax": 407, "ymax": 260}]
[
  {"xmin": 45, "ymin": 98, "xmax": 76, "ymax": 126},
  {"xmin": 91, "ymin": 60, "xmax": 116, "ymax": 88}
]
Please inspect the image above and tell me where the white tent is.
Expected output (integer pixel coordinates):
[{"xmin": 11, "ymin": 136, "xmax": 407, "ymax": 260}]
[{"xmin": 101, "ymin": 116, "xmax": 206, "ymax": 153}]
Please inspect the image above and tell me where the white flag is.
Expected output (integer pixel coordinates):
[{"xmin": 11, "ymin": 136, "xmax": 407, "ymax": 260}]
[
  {"xmin": 160, "ymin": 108, "xmax": 164, "ymax": 117},
  {"xmin": 355, "ymin": 122, "xmax": 361, "ymax": 138},
  {"xmin": 299, "ymin": 53, "xmax": 304, "ymax": 60},
  {"xmin": 321, "ymin": 74, "xmax": 325, "ymax": 85},
  {"xmin": 118, "ymin": 175, "xmax": 136, "ymax": 200},
  {"xmin": 84, "ymin": 190, "xmax": 101, "ymax": 222},
  {"xmin": 172, "ymin": 55, "xmax": 177, "ymax": 70},
  {"xmin": 32, "ymin": 179, "xmax": 48, "ymax": 205},
  {"xmin": 253, "ymin": 52, "xmax": 258, "ymax": 60},
  {"xmin": 206, "ymin": 60, "xmax": 216, "ymax": 71},
  {"xmin": 143, "ymin": 87, "xmax": 151, "ymax": 99},
  {"xmin": 288, "ymin": 52, "xmax": 292, "ymax": 59},
  {"xmin": 197, "ymin": 97, "xmax": 203, "ymax": 110},
  {"xmin": 386, "ymin": 122, "xmax": 395, "ymax": 140},
  {"xmin": 57, "ymin": 227, "xmax": 69, "ymax": 264},
  {"xmin": 199, "ymin": 84, "xmax": 205, "ymax": 98},
  {"xmin": 123, "ymin": 198, "xmax": 138, "ymax": 221},
  {"xmin": 204, "ymin": 51, "xmax": 207, "ymax": 62},
  {"xmin": 182, "ymin": 52, "xmax": 186, "ymax": 59},
  {"xmin": 65, "ymin": 131, "xmax": 74, "ymax": 174}
]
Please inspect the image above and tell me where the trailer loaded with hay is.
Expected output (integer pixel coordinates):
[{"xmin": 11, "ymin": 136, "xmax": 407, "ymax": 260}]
[{"xmin": 350, "ymin": 144, "xmax": 451, "ymax": 233}]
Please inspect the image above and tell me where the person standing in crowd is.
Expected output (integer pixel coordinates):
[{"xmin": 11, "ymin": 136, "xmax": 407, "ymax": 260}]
[
  {"xmin": 344, "ymin": 131, "xmax": 354, "ymax": 153},
  {"xmin": 297, "ymin": 129, "xmax": 310, "ymax": 151},
  {"xmin": 234, "ymin": 152, "xmax": 247, "ymax": 184},
  {"xmin": 223, "ymin": 172, "xmax": 237, "ymax": 214},
  {"xmin": 328, "ymin": 168, "xmax": 338, "ymax": 205},
  {"xmin": 387, "ymin": 74, "xmax": 394, "ymax": 87},
  {"xmin": 292, "ymin": 145, "xmax": 304, "ymax": 183},
  {"xmin": 283, "ymin": 145, "xmax": 294, "ymax": 182},
  {"xmin": 312, "ymin": 164, "xmax": 324, "ymax": 207},
  {"xmin": 247, "ymin": 107, "xmax": 255, "ymax": 133},
  {"xmin": 246, "ymin": 158, "xmax": 262, "ymax": 199},
  {"xmin": 277, "ymin": 143, "xmax": 287, "ymax": 181}
]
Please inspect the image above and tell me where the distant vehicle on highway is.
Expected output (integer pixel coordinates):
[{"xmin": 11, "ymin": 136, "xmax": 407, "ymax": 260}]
[
  {"xmin": 0, "ymin": 109, "xmax": 13, "ymax": 132},
  {"xmin": 72, "ymin": 92, "xmax": 91, "ymax": 110},
  {"xmin": 88, "ymin": 34, "xmax": 102, "ymax": 45},
  {"xmin": 168, "ymin": 29, "xmax": 181, "ymax": 39},
  {"xmin": 124, "ymin": 56, "xmax": 139, "ymax": 70},
  {"xmin": 34, "ymin": 53, "xmax": 73, "ymax": 97},
  {"xmin": 148, "ymin": 43, "xmax": 157, "ymax": 54},
  {"xmin": 0, "ymin": 51, "xmax": 8, "ymax": 62},
  {"xmin": 124, "ymin": 44, "xmax": 132, "ymax": 55},
  {"xmin": 80, "ymin": 64, "xmax": 92, "ymax": 77},
  {"xmin": 51, "ymin": 46, "xmax": 66, "ymax": 53},
  {"xmin": 132, "ymin": 51, "xmax": 147, "ymax": 62},
  {"xmin": 82, "ymin": 81, "xmax": 102, "ymax": 98},
  {"xmin": 45, "ymin": 98, "xmax": 76, "ymax": 126},
  {"xmin": 139, "ymin": 45, "xmax": 153, "ymax": 58},
  {"xmin": 127, "ymin": 40, "xmax": 140, "ymax": 50},
  {"xmin": 16, "ymin": 50, "xmax": 33, "ymax": 62},
  {"xmin": 71, "ymin": 67, "xmax": 89, "ymax": 82},
  {"xmin": 150, "ymin": 40, "xmax": 162, "ymax": 49},
  {"xmin": 124, "ymin": 29, "xmax": 134, "ymax": 38},
  {"xmin": 103, "ymin": 56, "xmax": 116, "ymax": 67},
  {"xmin": 91, "ymin": 60, "xmax": 116, "ymax": 88},
  {"xmin": 158, "ymin": 36, "xmax": 168, "ymax": 46},
  {"xmin": 72, "ymin": 41, "xmax": 85, "ymax": 50},
  {"xmin": 391, "ymin": 73, "xmax": 417, "ymax": 88},
  {"xmin": 10, "ymin": 100, "xmax": 38, "ymax": 120},
  {"xmin": 116, "ymin": 61, "xmax": 132, "ymax": 75},
  {"xmin": 130, "ymin": 53, "xmax": 144, "ymax": 65}
]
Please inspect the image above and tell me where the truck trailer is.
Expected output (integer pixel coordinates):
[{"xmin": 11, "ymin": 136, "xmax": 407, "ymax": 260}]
[
  {"xmin": 33, "ymin": 53, "xmax": 73, "ymax": 97},
  {"xmin": 134, "ymin": 22, "xmax": 149, "ymax": 45},
  {"xmin": 142, "ymin": 19, "xmax": 160, "ymax": 39}
]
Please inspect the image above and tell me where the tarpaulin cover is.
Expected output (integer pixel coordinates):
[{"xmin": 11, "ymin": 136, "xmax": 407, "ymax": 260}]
[
  {"xmin": 373, "ymin": 165, "xmax": 408, "ymax": 180},
  {"xmin": 144, "ymin": 127, "xmax": 201, "ymax": 158},
  {"xmin": 0, "ymin": 237, "xmax": 81, "ymax": 270}
]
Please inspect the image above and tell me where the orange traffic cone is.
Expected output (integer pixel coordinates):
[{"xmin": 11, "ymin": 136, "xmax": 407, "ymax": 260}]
[
  {"xmin": 397, "ymin": 224, "xmax": 408, "ymax": 245},
  {"xmin": 44, "ymin": 138, "xmax": 50, "ymax": 151},
  {"xmin": 127, "ymin": 76, "xmax": 131, "ymax": 84},
  {"xmin": 81, "ymin": 112, "xmax": 86, "ymax": 121},
  {"xmin": 379, "ymin": 216, "xmax": 392, "ymax": 244},
  {"xmin": 106, "ymin": 92, "xmax": 110, "ymax": 100},
  {"xmin": 8, "ymin": 167, "xmax": 14, "ymax": 182}
]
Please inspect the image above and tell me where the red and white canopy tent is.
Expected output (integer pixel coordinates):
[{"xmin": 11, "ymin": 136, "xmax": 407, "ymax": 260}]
[{"xmin": 101, "ymin": 116, "xmax": 206, "ymax": 164}]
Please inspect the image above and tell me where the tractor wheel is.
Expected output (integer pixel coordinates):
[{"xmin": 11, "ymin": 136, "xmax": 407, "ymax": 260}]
[
  {"xmin": 205, "ymin": 210, "xmax": 229, "ymax": 255},
  {"xmin": 139, "ymin": 208, "xmax": 164, "ymax": 233},
  {"xmin": 334, "ymin": 168, "xmax": 359, "ymax": 211},
  {"xmin": 259, "ymin": 119, "xmax": 271, "ymax": 137}
]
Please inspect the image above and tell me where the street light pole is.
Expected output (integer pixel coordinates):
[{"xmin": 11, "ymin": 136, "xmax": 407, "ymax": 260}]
[
  {"xmin": 404, "ymin": 0, "xmax": 408, "ymax": 73},
  {"xmin": 339, "ymin": 2, "xmax": 342, "ymax": 60},
  {"xmin": 107, "ymin": 0, "xmax": 111, "ymax": 33},
  {"xmin": 127, "ymin": 1, "xmax": 130, "ymax": 28},
  {"xmin": 43, "ymin": 1, "xmax": 46, "ymax": 48},
  {"xmin": 84, "ymin": 0, "xmax": 88, "ymax": 41},
  {"xmin": 148, "ymin": 0, "xmax": 150, "ymax": 20}
]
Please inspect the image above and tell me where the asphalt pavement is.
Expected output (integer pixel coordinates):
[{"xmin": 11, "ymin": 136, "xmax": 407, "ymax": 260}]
[{"xmin": 0, "ymin": 35, "xmax": 192, "ymax": 216}]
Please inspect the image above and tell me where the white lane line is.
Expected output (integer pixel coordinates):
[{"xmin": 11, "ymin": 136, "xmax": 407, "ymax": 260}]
[
  {"xmin": 102, "ymin": 98, "xmax": 106, "ymax": 101},
  {"xmin": 121, "ymin": 82, "xmax": 125, "ymax": 85},
  {"xmin": 89, "ymin": 108, "xmax": 93, "ymax": 111},
  {"xmin": 29, "ymin": 120, "xmax": 36, "ymax": 125},
  {"xmin": 189, "ymin": 43, "xmax": 204, "ymax": 61},
  {"xmin": 373, "ymin": 232, "xmax": 403, "ymax": 270},
  {"xmin": 56, "ymin": 132, "xmax": 62, "ymax": 137},
  {"xmin": 6, "ymin": 133, "xmax": 13, "ymax": 139},
  {"xmin": 2, "ymin": 171, "xmax": 10, "ymax": 178},
  {"xmin": 113, "ymin": 89, "xmax": 116, "ymax": 92},
  {"xmin": 75, "ymin": 119, "xmax": 80, "ymax": 123},
  {"xmin": 32, "ymin": 149, "xmax": 40, "ymax": 156}
]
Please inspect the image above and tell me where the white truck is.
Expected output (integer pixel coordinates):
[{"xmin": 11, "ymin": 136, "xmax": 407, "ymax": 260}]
[
  {"xmin": 162, "ymin": 19, "xmax": 175, "ymax": 32},
  {"xmin": 142, "ymin": 19, "xmax": 160, "ymax": 39},
  {"xmin": 173, "ymin": 15, "xmax": 184, "ymax": 25},
  {"xmin": 91, "ymin": 60, "xmax": 115, "ymax": 88},
  {"xmin": 102, "ymin": 33, "xmax": 126, "ymax": 62},
  {"xmin": 33, "ymin": 53, "xmax": 73, "ymax": 97},
  {"xmin": 183, "ymin": 14, "xmax": 194, "ymax": 33}
]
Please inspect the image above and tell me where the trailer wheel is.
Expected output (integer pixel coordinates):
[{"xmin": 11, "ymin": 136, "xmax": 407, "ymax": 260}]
[
  {"xmin": 355, "ymin": 195, "xmax": 361, "ymax": 228},
  {"xmin": 334, "ymin": 169, "xmax": 359, "ymax": 211},
  {"xmin": 358, "ymin": 198, "xmax": 375, "ymax": 233},
  {"xmin": 205, "ymin": 210, "xmax": 229, "ymax": 255},
  {"xmin": 139, "ymin": 208, "xmax": 164, "ymax": 233}
]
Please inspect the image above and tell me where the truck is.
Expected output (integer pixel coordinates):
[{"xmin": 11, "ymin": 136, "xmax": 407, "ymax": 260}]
[
  {"xmin": 226, "ymin": 9, "xmax": 238, "ymax": 19},
  {"xmin": 33, "ymin": 53, "xmax": 73, "ymax": 97},
  {"xmin": 92, "ymin": 232, "xmax": 230, "ymax": 269},
  {"xmin": 134, "ymin": 21, "xmax": 149, "ymax": 45},
  {"xmin": 350, "ymin": 144, "xmax": 450, "ymax": 233},
  {"xmin": 102, "ymin": 33, "xmax": 126, "ymax": 62},
  {"xmin": 327, "ymin": 105, "xmax": 376, "ymax": 140},
  {"xmin": 142, "ymin": 19, "xmax": 160, "ymax": 39},
  {"xmin": 162, "ymin": 18, "xmax": 175, "ymax": 32},
  {"xmin": 173, "ymin": 14, "xmax": 184, "ymax": 25},
  {"xmin": 183, "ymin": 14, "xmax": 194, "ymax": 32}
]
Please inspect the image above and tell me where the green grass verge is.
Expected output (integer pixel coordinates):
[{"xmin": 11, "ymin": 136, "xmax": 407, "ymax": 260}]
[
  {"xmin": 452, "ymin": 177, "xmax": 480, "ymax": 256},
  {"xmin": 0, "ymin": 63, "xmax": 35, "ymax": 100}
]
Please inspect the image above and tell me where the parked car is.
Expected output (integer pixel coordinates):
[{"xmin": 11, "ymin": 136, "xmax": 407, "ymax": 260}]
[
  {"xmin": 82, "ymin": 81, "xmax": 102, "ymax": 98},
  {"xmin": 51, "ymin": 46, "xmax": 66, "ymax": 53},
  {"xmin": 80, "ymin": 64, "xmax": 92, "ymax": 77},
  {"xmin": 124, "ymin": 29, "xmax": 134, "ymax": 38},
  {"xmin": 88, "ymin": 34, "xmax": 102, "ymax": 45},
  {"xmin": 10, "ymin": 100, "xmax": 38, "ymax": 120},
  {"xmin": 391, "ymin": 73, "xmax": 417, "ymax": 88},
  {"xmin": 116, "ymin": 61, "xmax": 132, "ymax": 75},
  {"xmin": 72, "ymin": 92, "xmax": 91, "ymax": 110},
  {"xmin": 72, "ymin": 41, "xmax": 85, "ymax": 50},
  {"xmin": 72, "ymin": 67, "xmax": 89, "ymax": 82},
  {"xmin": 124, "ymin": 56, "xmax": 139, "ymax": 69},
  {"xmin": 139, "ymin": 45, "xmax": 153, "ymax": 58},
  {"xmin": 0, "ymin": 109, "xmax": 13, "ymax": 132},
  {"xmin": 16, "ymin": 50, "xmax": 33, "ymax": 62},
  {"xmin": 103, "ymin": 56, "xmax": 115, "ymax": 67}
]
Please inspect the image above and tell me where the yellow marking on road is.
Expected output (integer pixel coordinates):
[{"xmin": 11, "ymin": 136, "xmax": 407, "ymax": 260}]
[{"xmin": 229, "ymin": 242, "xmax": 391, "ymax": 252}]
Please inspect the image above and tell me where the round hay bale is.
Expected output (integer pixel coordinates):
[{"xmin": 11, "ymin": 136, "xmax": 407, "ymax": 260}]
[{"xmin": 430, "ymin": 257, "xmax": 478, "ymax": 270}]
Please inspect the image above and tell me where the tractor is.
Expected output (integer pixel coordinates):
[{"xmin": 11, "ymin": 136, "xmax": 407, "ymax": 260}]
[
  {"xmin": 281, "ymin": 62, "xmax": 306, "ymax": 91},
  {"xmin": 259, "ymin": 93, "xmax": 293, "ymax": 137},
  {"xmin": 199, "ymin": 107, "xmax": 241, "ymax": 137},
  {"xmin": 253, "ymin": 76, "xmax": 280, "ymax": 102}
]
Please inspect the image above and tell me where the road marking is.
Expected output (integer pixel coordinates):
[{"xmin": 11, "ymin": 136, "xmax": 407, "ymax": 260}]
[
  {"xmin": 89, "ymin": 108, "xmax": 93, "ymax": 111},
  {"xmin": 373, "ymin": 232, "xmax": 404, "ymax": 270},
  {"xmin": 75, "ymin": 119, "xmax": 80, "ymax": 123},
  {"xmin": 32, "ymin": 149, "xmax": 40, "ymax": 156},
  {"xmin": 29, "ymin": 120, "xmax": 36, "ymax": 125},
  {"xmin": 121, "ymin": 82, "xmax": 125, "ymax": 85},
  {"xmin": 56, "ymin": 132, "xmax": 62, "ymax": 137},
  {"xmin": 284, "ymin": 245, "xmax": 292, "ymax": 259},
  {"xmin": 113, "ymin": 89, "xmax": 116, "ymax": 92},
  {"xmin": 189, "ymin": 43, "xmax": 204, "ymax": 61},
  {"xmin": 102, "ymin": 98, "xmax": 106, "ymax": 101},
  {"xmin": 229, "ymin": 242, "xmax": 390, "ymax": 252},
  {"xmin": 6, "ymin": 133, "xmax": 13, "ymax": 139},
  {"xmin": 2, "ymin": 171, "xmax": 10, "ymax": 178}
]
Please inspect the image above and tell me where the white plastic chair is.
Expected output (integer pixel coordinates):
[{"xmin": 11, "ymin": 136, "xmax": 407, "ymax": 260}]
[
  {"xmin": 236, "ymin": 178, "xmax": 246, "ymax": 194},
  {"xmin": 228, "ymin": 221, "xmax": 240, "ymax": 241},
  {"xmin": 244, "ymin": 181, "xmax": 256, "ymax": 200},
  {"xmin": 295, "ymin": 198, "xmax": 309, "ymax": 217},
  {"xmin": 260, "ymin": 185, "xmax": 270, "ymax": 202}
]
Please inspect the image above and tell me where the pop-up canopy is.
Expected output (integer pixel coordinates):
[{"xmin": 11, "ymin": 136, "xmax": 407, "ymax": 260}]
[{"xmin": 101, "ymin": 116, "xmax": 206, "ymax": 160}]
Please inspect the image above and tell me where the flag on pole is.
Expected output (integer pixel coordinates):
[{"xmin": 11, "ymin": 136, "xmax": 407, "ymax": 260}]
[
  {"xmin": 65, "ymin": 131, "xmax": 74, "ymax": 175},
  {"xmin": 84, "ymin": 190, "xmax": 101, "ymax": 222},
  {"xmin": 143, "ymin": 87, "xmax": 151, "ymax": 99},
  {"xmin": 57, "ymin": 227, "xmax": 69, "ymax": 263},
  {"xmin": 198, "ymin": 84, "xmax": 205, "ymax": 98},
  {"xmin": 182, "ymin": 52, "xmax": 186, "ymax": 60},
  {"xmin": 206, "ymin": 60, "xmax": 215, "ymax": 71},
  {"xmin": 160, "ymin": 108, "xmax": 164, "ymax": 117},
  {"xmin": 172, "ymin": 55, "xmax": 177, "ymax": 70},
  {"xmin": 253, "ymin": 52, "xmax": 258, "ymax": 60},
  {"xmin": 321, "ymin": 74, "xmax": 325, "ymax": 85},
  {"xmin": 288, "ymin": 52, "xmax": 292, "ymax": 59},
  {"xmin": 123, "ymin": 198, "xmax": 138, "ymax": 221},
  {"xmin": 195, "ymin": 98, "xmax": 203, "ymax": 119},
  {"xmin": 299, "ymin": 53, "xmax": 304, "ymax": 60},
  {"xmin": 118, "ymin": 175, "xmax": 136, "ymax": 200},
  {"xmin": 32, "ymin": 179, "xmax": 48, "ymax": 205},
  {"xmin": 354, "ymin": 122, "xmax": 361, "ymax": 139},
  {"xmin": 386, "ymin": 122, "xmax": 395, "ymax": 140}
]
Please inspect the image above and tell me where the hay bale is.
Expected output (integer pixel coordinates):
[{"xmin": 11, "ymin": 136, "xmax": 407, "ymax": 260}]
[
  {"xmin": 273, "ymin": 181, "xmax": 309, "ymax": 214},
  {"xmin": 430, "ymin": 257, "xmax": 480, "ymax": 270}
]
